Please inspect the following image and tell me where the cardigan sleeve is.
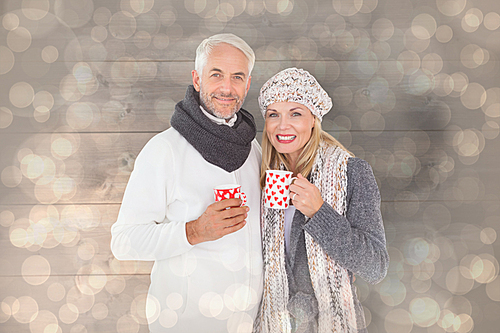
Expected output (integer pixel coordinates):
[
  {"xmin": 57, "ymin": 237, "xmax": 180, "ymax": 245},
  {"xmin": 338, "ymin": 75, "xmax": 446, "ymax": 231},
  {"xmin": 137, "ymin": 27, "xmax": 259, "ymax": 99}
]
[
  {"xmin": 303, "ymin": 157, "xmax": 389, "ymax": 284},
  {"xmin": 110, "ymin": 134, "xmax": 194, "ymax": 261}
]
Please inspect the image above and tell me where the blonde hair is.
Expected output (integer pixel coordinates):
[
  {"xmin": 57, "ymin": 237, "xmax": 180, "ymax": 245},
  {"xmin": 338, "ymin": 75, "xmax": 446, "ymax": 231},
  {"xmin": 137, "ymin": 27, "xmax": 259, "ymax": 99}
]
[{"xmin": 260, "ymin": 117, "xmax": 353, "ymax": 189}]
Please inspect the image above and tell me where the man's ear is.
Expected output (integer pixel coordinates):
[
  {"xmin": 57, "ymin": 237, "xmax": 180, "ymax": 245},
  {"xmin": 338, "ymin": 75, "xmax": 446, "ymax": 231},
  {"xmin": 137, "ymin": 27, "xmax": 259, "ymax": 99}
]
[
  {"xmin": 192, "ymin": 70, "xmax": 201, "ymax": 92},
  {"xmin": 245, "ymin": 75, "xmax": 252, "ymax": 95}
]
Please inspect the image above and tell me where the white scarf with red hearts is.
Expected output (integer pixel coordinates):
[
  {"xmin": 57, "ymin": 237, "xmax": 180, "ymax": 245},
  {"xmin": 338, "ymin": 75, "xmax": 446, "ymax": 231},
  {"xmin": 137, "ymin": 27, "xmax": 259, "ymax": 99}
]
[{"xmin": 255, "ymin": 143, "xmax": 357, "ymax": 333}]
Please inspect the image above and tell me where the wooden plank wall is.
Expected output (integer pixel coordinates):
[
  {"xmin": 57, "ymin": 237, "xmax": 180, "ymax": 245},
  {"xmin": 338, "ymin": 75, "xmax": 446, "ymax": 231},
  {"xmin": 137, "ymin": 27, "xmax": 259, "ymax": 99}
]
[{"xmin": 1, "ymin": 0, "xmax": 500, "ymax": 332}]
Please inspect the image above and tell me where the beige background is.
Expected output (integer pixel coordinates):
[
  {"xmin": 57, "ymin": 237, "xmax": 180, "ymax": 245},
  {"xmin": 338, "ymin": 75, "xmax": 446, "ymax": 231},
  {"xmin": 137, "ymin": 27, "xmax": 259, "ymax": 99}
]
[{"xmin": 1, "ymin": 0, "xmax": 500, "ymax": 332}]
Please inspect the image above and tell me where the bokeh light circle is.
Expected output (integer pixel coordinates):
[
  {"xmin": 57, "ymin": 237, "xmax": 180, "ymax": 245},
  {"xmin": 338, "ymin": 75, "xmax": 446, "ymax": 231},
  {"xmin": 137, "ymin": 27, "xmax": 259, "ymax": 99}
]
[
  {"xmin": 484, "ymin": 12, "xmax": 500, "ymax": 30},
  {"xmin": 92, "ymin": 302, "xmax": 109, "ymax": 320},
  {"xmin": 41, "ymin": 45, "xmax": 59, "ymax": 63},
  {"xmin": 446, "ymin": 266, "xmax": 474, "ymax": 295},
  {"xmin": 2, "ymin": 12, "xmax": 20, "ymax": 30},
  {"xmin": 486, "ymin": 276, "xmax": 500, "ymax": 301},
  {"xmin": 333, "ymin": 0, "xmax": 363, "ymax": 17},
  {"xmin": 482, "ymin": 88, "xmax": 500, "ymax": 118},
  {"xmin": 54, "ymin": 0, "xmax": 94, "ymax": 28},
  {"xmin": 437, "ymin": 0, "xmax": 466, "ymax": 17},
  {"xmin": 22, "ymin": 255, "xmax": 51, "ymax": 285},
  {"xmin": 12, "ymin": 296, "xmax": 38, "ymax": 323},
  {"xmin": 116, "ymin": 314, "xmax": 140, "ymax": 333},
  {"xmin": 59, "ymin": 303, "xmax": 79, "ymax": 324},
  {"xmin": 0, "ymin": 46, "xmax": 15, "ymax": 75},
  {"xmin": 435, "ymin": 24, "xmax": 453, "ymax": 43},
  {"xmin": 409, "ymin": 297, "xmax": 440, "ymax": 327},
  {"xmin": 7, "ymin": 27, "xmax": 32, "ymax": 53},
  {"xmin": 461, "ymin": 83, "xmax": 487, "ymax": 110},
  {"xmin": 109, "ymin": 11, "xmax": 137, "ymax": 40},
  {"xmin": 384, "ymin": 308, "xmax": 413, "ymax": 333},
  {"xmin": 411, "ymin": 13, "xmax": 437, "ymax": 40},
  {"xmin": 9, "ymin": 82, "xmax": 35, "ymax": 108},
  {"xmin": 372, "ymin": 18, "xmax": 394, "ymax": 41},
  {"xmin": 47, "ymin": 283, "xmax": 66, "ymax": 302},
  {"xmin": 28, "ymin": 309, "xmax": 58, "ymax": 333},
  {"xmin": 1, "ymin": 166, "xmax": 22, "ymax": 188},
  {"xmin": 22, "ymin": 0, "xmax": 50, "ymax": 20},
  {"xmin": 93, "ymin": 7, "xmax": 112, "ymax": 26}
]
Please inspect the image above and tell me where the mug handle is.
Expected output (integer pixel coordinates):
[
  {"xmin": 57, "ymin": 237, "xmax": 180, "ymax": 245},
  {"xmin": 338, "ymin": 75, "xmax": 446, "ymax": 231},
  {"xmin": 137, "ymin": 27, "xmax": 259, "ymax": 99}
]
[{"xmin": 236, "ymin": 192, "xmax": 247, "ymax": 206}]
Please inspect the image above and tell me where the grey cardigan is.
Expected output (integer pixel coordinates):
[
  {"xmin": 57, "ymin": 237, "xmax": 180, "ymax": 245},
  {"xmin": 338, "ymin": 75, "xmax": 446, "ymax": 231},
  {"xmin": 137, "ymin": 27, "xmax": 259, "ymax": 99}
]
[{"xmin": 284, "ymin": 157, "xmax": 389, "ymax": 333}]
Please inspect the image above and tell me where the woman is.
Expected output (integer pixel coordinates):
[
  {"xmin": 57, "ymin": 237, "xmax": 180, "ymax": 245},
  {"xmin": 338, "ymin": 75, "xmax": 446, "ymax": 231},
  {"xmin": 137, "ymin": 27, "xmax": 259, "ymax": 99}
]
[{"xmin": 255, "ymin": 68, "xmax": 389, "ymax": 333}]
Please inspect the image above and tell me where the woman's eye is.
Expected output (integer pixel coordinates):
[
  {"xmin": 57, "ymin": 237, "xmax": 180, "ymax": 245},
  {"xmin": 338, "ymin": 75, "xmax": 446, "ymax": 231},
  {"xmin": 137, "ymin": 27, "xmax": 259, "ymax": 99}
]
[
  {"xmin": 267, "ymin": 113, "xmax": 277, "ymax": 118},
  {"xmin": 292, "ymin": 112, "xmax": 302, "ymax": 116}
]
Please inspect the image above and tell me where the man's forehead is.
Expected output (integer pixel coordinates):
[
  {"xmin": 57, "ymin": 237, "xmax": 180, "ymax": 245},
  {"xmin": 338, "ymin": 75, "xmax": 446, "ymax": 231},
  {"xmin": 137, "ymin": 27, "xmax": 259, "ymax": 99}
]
[
  {"xmin": 204, "ymin": 44, "xmax": 249, "ymax": 74},
  {"xmin": 207, "ymin": 67, "xmax": 247, "ymax": 76}
]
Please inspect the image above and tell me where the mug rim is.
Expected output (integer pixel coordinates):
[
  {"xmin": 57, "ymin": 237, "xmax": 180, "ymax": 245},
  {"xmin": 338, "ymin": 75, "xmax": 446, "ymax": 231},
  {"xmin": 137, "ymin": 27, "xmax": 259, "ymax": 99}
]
[
  {"xmin": 265, "ymin": 170, "xmax": 293, "ymax": 175},
  {"xmin": 214, "ymin": 184, "xmax": 241, "ymax": 190}
]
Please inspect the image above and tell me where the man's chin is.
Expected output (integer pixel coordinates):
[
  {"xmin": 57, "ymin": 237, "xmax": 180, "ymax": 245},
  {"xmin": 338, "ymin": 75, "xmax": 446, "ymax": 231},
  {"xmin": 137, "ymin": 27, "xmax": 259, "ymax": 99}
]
[
  {"xmin": 213, "ymin": 106, "xmax": 240, "ymax": 119},
  {"xmin": 213, "ymin": 111, "xmax": 237, "ymax": 120}
]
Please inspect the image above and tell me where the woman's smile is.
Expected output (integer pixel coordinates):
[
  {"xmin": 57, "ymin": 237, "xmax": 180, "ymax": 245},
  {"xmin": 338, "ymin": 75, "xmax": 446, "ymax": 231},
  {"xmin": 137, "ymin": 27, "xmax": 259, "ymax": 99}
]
[{"xmin": 276, "ymin": 134, "xmax": 297, "ymax": 143}]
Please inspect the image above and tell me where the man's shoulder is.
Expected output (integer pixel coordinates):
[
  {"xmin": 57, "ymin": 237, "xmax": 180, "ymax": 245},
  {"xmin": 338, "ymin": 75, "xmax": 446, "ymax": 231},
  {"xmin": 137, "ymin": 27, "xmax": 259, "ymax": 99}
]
[
  {"xmin": 139, "ymin": 127, "xmax": 188, "ymax": 157},
  {"xmin": 147, "ymin": 127, "xmax": 185, "ymax": 145},
  {"xmin": 250, "ymin": 138, "xmax": 262, "ymax": 152},
  {"xmin": 248, "ymin": 138, "xmax": 262, "ymax": 160}
]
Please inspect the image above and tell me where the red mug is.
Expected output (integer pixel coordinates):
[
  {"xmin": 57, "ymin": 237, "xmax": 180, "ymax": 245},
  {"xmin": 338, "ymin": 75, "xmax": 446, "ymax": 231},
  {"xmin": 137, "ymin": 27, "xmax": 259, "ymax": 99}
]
[
  {"xmin": 264, "ymin": 170, "xmax": 296, "ymax": 209},
  {"xmin": 214, "ymin": 184, "xmax": 247, "ymax": 206}
]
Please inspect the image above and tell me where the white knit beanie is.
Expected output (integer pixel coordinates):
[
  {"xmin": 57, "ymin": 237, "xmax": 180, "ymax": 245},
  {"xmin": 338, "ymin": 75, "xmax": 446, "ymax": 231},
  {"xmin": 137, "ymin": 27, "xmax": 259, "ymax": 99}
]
[{"xmin": 258, "ymin": 67, "xmax": 332, "ymax": 121}]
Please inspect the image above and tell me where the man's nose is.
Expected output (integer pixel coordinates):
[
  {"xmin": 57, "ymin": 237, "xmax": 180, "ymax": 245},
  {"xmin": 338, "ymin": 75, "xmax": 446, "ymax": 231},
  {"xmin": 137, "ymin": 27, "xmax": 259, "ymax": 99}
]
[{"xmin": 219, "ymin": 76, "xmax": 232, "ymax": 94}]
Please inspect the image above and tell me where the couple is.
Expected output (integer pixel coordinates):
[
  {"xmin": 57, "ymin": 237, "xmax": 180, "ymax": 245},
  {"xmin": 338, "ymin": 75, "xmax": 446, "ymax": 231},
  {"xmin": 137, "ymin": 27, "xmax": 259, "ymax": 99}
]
[{"xmin": 110, "ymin": 34, "xmax": 389, "ymax": 333}]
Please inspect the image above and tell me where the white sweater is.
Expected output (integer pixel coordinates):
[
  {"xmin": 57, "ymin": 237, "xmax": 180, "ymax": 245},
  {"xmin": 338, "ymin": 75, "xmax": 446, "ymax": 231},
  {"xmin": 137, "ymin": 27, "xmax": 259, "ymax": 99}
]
[{"xmin": 111, "ymin": 128, "xmax": 263, "ymax": 333}]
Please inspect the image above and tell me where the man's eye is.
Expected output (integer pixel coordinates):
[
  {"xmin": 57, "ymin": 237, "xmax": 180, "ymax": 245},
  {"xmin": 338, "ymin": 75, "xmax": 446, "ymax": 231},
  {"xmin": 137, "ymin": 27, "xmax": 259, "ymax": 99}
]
[
  {"xmin": 234, "ymin": 76, "xmax": 243, "ymax": 80},
  {"xmin": 211, "ymin": 73, "xmax": 220, "ymax": 78}
]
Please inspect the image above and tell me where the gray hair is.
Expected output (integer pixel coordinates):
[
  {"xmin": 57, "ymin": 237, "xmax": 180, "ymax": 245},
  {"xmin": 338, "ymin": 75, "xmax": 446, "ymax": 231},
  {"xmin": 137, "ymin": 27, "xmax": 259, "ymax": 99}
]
[{"xmin": 194, "ymin": 33, "xmax": 255, "ymax": 77}]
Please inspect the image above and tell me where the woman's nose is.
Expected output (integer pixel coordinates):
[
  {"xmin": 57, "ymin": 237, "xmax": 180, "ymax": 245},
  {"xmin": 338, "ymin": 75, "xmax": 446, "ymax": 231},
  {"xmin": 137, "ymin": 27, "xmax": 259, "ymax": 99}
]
[{"xmin": 278, "ymin": 117, "xmax": 289, "ymax": 129}]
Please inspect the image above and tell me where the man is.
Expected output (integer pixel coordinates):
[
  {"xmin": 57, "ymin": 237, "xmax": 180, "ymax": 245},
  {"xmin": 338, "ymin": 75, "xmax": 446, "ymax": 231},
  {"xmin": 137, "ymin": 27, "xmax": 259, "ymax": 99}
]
[{"xmin": 110, "ymin": 34, "xmax": 263, "ymax": 333}]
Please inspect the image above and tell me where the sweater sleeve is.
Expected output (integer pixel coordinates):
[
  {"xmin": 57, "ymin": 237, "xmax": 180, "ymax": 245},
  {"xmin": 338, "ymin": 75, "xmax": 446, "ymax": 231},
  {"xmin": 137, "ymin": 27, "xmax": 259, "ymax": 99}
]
[
  {"xmin": 110, "ymin": 134, "xmax": 193, "ymax": 261},
  {"xmin": 303, "ymin": 157, "xmax": 389, "ymax": 284}
]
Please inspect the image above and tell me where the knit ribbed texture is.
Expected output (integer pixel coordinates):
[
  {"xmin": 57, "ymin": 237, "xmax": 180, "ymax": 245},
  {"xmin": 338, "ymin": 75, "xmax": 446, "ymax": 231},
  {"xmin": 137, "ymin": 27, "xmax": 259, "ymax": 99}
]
[
  {"xmin": 255, "ymin": 149, "xmax": 389, "ymax": 333},
  {"xmin": 170, "ymin": 85, "xmax": 257, "ymax": 172},
  {"xmin": 258, "ymin": 68, "xmax": 332, "ymax": 121},
  {"xmin": 304, "ymin": 158, "xmax": 389, "ymax": 285},
  {"xmin": 255, "ymin": 143, "xmax": 358, "ymax": 333},
  {"xmin": 306, "ymin": 145, "xmax": 357, "ymax": 333}
]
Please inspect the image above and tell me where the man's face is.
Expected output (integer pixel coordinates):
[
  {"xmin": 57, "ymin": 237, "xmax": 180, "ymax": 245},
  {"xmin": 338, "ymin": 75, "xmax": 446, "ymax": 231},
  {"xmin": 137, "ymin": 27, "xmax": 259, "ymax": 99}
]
[{"xmin": 192, "ymin": 43, "xmax": 252, "ymax": 120}]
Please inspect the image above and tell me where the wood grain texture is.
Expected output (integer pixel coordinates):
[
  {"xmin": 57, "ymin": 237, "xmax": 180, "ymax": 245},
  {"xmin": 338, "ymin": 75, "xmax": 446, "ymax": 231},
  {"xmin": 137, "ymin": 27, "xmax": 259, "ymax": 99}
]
[
  {"xmin": 1, "ymin": 59, "xmax": 498, "ymax": 134},
  {"xmin": 1, "ymin": 198, "xmax": 498, "ymax": 277},
  {"xmin": 1, "ymin": 130, "xmax": 498, "ymax": 205},
  {"xmin": 1, "ymin": 0, "xmax": 500, "ymax": 332}
]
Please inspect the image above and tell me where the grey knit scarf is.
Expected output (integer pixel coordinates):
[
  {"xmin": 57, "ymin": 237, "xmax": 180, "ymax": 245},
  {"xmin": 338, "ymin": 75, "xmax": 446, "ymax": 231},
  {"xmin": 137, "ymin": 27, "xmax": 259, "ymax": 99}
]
[{"xmin": 170, "ymin": 85, "xmax": 257, "ymax": 173}]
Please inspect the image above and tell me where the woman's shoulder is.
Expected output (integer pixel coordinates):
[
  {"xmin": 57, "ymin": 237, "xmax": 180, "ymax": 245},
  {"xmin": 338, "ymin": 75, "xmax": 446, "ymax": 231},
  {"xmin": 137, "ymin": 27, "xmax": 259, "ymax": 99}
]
[
  {"xmin": 347, "ymin": 156, "xmax": 371, "ymax": 170},
  {"xmin": 346, "ymin": 157, "xmax": 377, "ymax": 189},
  {"xmin": 319, "ymin": 142, "xmax": 353, "ymax": 162}
]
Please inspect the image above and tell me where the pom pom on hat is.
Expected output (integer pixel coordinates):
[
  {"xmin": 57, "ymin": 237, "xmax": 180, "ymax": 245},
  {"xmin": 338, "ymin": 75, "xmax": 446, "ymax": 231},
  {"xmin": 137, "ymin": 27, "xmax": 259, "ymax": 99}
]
[{"xmin": 258, "ymin": 67, "xmax": 332, "ymax": 121}]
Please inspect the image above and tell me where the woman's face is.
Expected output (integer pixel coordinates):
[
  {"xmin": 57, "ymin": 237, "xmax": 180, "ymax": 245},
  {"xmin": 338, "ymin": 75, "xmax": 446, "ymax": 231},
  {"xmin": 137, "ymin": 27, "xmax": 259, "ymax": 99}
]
[{"xmin": 265, "ymin": 101, "xmax": 315, "ymax": 163}]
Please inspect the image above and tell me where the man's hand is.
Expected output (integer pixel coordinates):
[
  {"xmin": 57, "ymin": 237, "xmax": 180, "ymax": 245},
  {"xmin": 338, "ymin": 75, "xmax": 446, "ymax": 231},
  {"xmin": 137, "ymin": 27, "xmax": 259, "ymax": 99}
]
[{"xmin": 186, "ymin": 198, "xmax": 249, "ymax": 245}]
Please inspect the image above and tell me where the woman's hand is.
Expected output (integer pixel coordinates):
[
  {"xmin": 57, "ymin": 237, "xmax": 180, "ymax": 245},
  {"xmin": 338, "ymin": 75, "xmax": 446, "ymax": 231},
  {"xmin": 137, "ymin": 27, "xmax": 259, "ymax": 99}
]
[{"xmin": 290, "ymin": 173, "xmax": 324, "ymax": 218}]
